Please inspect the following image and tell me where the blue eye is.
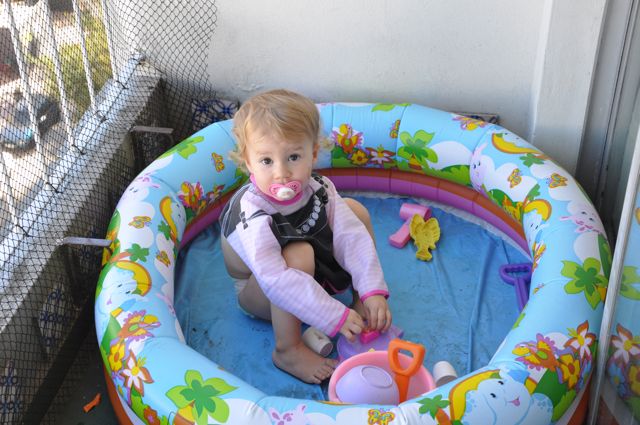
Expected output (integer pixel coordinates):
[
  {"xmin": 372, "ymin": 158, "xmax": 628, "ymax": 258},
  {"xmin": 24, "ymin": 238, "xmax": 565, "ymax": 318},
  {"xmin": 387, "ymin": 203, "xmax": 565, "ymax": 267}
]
[{"xmin": 289, "ymin": 154, "xmax": 300, "ymax": 161}]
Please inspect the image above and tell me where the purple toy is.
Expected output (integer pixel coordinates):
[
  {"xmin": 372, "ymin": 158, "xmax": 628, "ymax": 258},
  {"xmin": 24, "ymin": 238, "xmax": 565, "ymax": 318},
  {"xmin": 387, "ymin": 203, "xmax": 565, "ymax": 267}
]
[
  {"xmin": 335, "ymin": 365, "xmax": 400, "ymax": 405},
  {"xmin": 499, "ymin": 263, "xmax": 532, "ymax": 311},
  {"xmin": 337, "ymin": 324, "xmax": 404, "ymax": 361}
]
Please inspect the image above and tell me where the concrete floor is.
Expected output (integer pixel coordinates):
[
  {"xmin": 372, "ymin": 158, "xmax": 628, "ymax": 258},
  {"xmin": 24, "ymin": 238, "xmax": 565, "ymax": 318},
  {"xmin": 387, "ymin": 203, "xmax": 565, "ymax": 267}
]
[{"xmin": 46, "ymin": 330, "xmax": 118, "ymax": 425}]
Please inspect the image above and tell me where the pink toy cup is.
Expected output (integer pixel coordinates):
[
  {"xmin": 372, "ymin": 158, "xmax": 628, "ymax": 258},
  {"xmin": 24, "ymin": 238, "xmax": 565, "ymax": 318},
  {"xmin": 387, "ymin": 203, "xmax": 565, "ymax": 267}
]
[{"xmin": 328, "ymin": 350, "xmax": 435, "ymax": 404}]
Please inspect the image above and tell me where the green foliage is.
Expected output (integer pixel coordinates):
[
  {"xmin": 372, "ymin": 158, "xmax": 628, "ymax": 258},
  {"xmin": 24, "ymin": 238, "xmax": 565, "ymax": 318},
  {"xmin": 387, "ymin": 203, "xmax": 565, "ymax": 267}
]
[
  {"xmin": 130, "ymin": 391, "xmax": 153, "ymax": 424},
  {"xmin": 99, "ymin": 315, "xmax": 122, "ymax": 362},
  {"xmin": 372, "ymin": 103, "xmax": 410, "ymax": 112},
  {"xmin": 417, "ymin": 394, "xmax": 449, "ymax": 417},
  {"xmin": 36, "ymin": 10, "xmax": 112, "ymax": 117},
  {"xmin": 234, "ymin": 167, "xmax": 248, "ymax": 181},
  {"xmin": 226, "ymin": 170, "xmax": 248, "ymax": 195},
  {"xmin": 486, "ymin": 188, "xmax": 509, "ymax": 209},
  {"xmin": 331, "ymin": 147, "xmax": 352, "ymax": 168},
  {"xmin": 167, "ymin": 370, "xmax": 237, "ymax": 424},
  {"xmin": 512, "ymin": 310, "xmax": 525, "ymax": 329},
  {"xmin": 630, "ymin": 397, "xmax": 640, "ymax": 420},
  {"xmin": 520, "ymin": 153, "xmax": 545, "ymax": 167},
  {"xmin": 562, "ymin": 258, "xmax": 608, "ymax": 309},
  {"xmin": 534, "ymin": 369, "xmax": 567, "ymax": 415},
  {"xmin": 424, "ymin": 164, "xmax": 471, "ymax": 186},
  {"xmin": 160, "ymin": 136, "xmax": 205, "ymax": 160},
  {"xmin": 158, "ymin": 221, "xmax": 172, "ymax": 241},
  {"xmin": 598, "ymin": 234, "xmax": 612, "ymax": 279},
  {"xmin": 527, "ymin": 184, "xmax": 541, "ymax": 200},
  {"xmin": 398, "ymin": 130, "xmax": 437, "ymax": 163},
  {"xmin": 552, "ymin": 389, "xmax": 576, "ymax": 421},
  {"xmin": 126, "ymin": 243, "xmax": 149, "ymax": 262},
  {"xmin": 621, "ymin": 266, "xmax": 640, "ymax": 300}
]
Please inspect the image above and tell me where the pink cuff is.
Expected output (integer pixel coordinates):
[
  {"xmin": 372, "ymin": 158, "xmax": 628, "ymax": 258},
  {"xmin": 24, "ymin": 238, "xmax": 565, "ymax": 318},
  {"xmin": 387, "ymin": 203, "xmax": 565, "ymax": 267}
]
[
  {"xmin": 359, "ymin": 290, "xmax": 389, "ymax": 303},
  {"xmin": 328, "ymin": 307, "xmax": 350, "ymax": 338}
]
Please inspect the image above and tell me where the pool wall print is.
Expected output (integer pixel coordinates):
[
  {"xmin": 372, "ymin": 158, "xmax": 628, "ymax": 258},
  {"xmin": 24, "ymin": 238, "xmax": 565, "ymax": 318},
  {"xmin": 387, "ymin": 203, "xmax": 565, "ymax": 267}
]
[{"xmin": 96, "ymin": 103, "xmax": 608, "ymax": 424}]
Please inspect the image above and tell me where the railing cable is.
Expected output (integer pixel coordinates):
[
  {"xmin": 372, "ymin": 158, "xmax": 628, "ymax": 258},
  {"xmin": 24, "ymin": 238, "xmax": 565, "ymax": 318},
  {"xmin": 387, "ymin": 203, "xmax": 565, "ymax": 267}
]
[
  {"xmin": 99, "ymin": 0, "xmax": 119, "ymax": 83},
  {"xmin": 71, "ymin": 0, "xmax": 97, "ymax": 114},
  {"xmin": 3, "ymin": 0, "xmax": 46, "ymax": 181},
  {"xmin": 41, "ymin": 0, "xmax": 76, "ymax": 188}
]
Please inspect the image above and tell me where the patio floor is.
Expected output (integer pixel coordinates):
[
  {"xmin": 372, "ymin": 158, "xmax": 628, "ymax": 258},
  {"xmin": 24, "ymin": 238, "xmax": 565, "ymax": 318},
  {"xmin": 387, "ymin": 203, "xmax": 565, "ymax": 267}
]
[{"xmin": 46, "ymin": 328, "xmax": 118, "ymax": 425}]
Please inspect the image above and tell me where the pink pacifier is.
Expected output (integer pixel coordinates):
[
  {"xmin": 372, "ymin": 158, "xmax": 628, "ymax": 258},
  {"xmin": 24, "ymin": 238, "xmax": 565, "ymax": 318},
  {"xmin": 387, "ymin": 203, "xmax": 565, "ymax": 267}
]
[{"xmin": 268, "ymin": 180, "xmax": 302, "ymax": 201}]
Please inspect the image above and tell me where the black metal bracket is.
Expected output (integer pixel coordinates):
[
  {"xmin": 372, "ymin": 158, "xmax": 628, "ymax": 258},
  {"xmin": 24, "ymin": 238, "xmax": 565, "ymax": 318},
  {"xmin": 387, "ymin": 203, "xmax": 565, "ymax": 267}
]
[
  {"xmin": 58, "ymin": 237, "xmax": 112, "ymax": 307},
  {"xmin": 129, "ymin": 126, "xmax": 174, "ymax": 173}
]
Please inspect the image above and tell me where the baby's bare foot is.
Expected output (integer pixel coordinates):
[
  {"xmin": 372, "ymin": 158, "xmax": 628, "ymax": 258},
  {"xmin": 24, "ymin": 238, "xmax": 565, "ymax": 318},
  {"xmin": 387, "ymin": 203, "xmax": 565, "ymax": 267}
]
[{"xmin": 272, "ymin": 343, "xmax": 338, "ymax": 384}]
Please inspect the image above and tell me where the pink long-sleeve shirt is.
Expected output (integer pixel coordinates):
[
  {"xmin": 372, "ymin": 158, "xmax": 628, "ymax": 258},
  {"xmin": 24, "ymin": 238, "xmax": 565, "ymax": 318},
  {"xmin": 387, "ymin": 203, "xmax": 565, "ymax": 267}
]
[{"xmin": 222, "ymin": 175, "xmax": 388, "ymax": 336}]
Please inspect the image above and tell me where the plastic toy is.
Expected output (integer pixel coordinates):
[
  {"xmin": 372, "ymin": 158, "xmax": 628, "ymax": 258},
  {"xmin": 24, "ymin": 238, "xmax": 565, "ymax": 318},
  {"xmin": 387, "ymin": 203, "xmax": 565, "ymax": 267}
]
[
  {"xmin": 335, "ymin": 365, "xmax": 400, "ymax": 404},
  {"xmin": 432, "ymin": 360, "xmax": 458, "ymax": 387},
  {"xmin": 301, "ymin": 327, "xmax": 333, "ymax": 357},
  {"xmin": 98, "ymin": 102, "xmax": 607, "ymax": 424},
  {"xmin": 388, "ymin": 339, "xmax": 425, "ymax": 402},
  {"xmin": 337, "ymin": 324, "xmax": 404, "ymax": 361},
  {"xmin": 328, "ymin": 341, "xmax": 434, "ymax": 405},
  {"xmin": 359, "ymin": 328, "xmax": 380, "ymax": 344},
  {"xmin": 389, "ymin": 203, "xmax": 431, "ymax": 248},
  {"xmin": 409, "ymin": 214, "xmax": 440, "ymax": 261},
  {"xmin": 499, "ymin": 263, "xmax": 532, "ymax": 311}
]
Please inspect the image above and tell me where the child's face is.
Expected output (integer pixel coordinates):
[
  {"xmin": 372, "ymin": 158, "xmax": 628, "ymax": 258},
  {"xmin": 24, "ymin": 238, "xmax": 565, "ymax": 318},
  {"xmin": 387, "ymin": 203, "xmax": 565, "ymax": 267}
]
[{"xmin": 244, "ymin": 132, "xmax": 318, "ymax": 196}]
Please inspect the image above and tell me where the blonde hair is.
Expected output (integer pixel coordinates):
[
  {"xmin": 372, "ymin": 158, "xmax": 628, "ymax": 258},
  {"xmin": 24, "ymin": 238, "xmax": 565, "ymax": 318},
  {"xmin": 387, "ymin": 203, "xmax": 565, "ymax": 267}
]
[{"xmin": 230, "ymin": 89, "xmax": 320, "ymax": 170}]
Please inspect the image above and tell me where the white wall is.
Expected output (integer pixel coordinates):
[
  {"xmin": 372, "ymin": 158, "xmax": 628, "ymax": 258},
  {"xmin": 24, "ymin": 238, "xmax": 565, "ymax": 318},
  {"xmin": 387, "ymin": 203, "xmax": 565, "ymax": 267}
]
[
  {"xmin": 107, "ymin": 0, "xmax": 606, "ymax": 174},
  {"xmin": 207, "ymin": 0, "xmax": 607, "ymax": 174}
]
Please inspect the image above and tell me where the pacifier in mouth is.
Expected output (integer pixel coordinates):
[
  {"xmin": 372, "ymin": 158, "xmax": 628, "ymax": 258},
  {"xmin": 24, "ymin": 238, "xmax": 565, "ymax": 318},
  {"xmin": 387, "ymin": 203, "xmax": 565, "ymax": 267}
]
[{"xmin": 268, "ymin": 180, "xmax": 302, "ymax": 201}]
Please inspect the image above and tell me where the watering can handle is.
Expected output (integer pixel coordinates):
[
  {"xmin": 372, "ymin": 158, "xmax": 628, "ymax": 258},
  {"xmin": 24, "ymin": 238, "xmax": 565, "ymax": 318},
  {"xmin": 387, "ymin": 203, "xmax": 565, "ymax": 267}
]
[{"xmin": 388, "ymin": 339, "xmax": 426, "ymax": 403}]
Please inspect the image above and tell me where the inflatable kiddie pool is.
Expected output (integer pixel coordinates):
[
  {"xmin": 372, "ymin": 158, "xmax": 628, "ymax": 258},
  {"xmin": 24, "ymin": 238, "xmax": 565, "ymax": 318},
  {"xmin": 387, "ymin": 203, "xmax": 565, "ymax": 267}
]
[{"xmin": 96, "ymin": 103, "xmax": 609, "ymax": 424}]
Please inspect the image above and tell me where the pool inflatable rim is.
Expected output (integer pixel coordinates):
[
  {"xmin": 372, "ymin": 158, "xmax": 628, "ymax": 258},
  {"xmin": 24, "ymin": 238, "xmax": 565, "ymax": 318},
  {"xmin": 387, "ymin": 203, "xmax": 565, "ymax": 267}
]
[{"xmin": 97, "ymin": 102, "xmax": 605, "ymax": 425}]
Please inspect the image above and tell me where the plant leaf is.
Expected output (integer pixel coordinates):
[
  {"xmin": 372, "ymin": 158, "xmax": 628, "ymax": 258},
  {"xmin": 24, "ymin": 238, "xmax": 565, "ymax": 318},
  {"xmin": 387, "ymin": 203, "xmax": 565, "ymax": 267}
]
[
  {"xmin": 210, "ymin": 397, "xmax": 231, "ymax": 423},
  {"xmin": 203, "ymin": 378, "xmax": 237, "ymax": 396},
  {"xmin": 166, "ymin": 386, "xmax": 190, "ymax": 408},
  {"xmin": 598, "ymin": 234, "xmax": 612, "ymax": 279}
]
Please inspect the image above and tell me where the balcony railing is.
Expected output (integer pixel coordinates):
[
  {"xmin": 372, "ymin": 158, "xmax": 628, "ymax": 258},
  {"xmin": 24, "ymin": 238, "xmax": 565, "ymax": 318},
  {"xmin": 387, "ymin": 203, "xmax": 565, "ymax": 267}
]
[{"xmin": 0, "ymin": 0, "xmax": 219, "ymax": 421}]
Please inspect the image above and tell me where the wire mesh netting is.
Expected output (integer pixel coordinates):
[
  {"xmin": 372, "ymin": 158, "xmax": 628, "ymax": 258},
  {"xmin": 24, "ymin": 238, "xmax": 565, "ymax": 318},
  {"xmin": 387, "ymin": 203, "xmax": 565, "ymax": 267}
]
[{"xmin": 0, "ymin": 0, "xmax": 222, "ymax": 422}]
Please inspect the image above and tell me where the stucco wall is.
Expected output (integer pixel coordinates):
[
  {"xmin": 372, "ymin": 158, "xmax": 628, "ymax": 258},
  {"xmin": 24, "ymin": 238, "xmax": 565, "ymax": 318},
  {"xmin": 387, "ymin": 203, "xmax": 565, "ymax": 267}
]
[
  {"xmin": 108, "ymin": 0, "xmax": 606, "ymax": 174},
  {"xmin": 206, "ymin": 0, "xmax": 606, "ymax": 174},
  {"xmin": 209, "ymin": 1, "xmax": 542, "ymax": 135}
]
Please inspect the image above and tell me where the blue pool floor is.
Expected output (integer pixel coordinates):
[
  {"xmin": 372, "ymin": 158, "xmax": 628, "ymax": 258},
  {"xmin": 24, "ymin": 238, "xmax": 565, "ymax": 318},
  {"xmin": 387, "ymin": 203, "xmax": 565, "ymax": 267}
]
[{"xmin": 175, "ymin": 195, "xmax": 529, "ymax": 400}]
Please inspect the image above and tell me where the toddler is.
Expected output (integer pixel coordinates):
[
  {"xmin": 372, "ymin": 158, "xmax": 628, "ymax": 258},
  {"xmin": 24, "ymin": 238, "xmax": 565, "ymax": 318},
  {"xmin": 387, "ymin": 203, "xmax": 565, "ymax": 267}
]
[{"xmin": 220, "ymin": 89, "xmax": 392, "ymax": 383}]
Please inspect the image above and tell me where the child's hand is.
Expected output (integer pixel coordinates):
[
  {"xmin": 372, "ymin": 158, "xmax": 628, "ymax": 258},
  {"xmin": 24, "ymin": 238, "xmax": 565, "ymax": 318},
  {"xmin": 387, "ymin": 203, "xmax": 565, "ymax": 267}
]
[
  {"xmin": 363, "ymin": 295, "xmax": 392, "ymax": 332},
  {"xmin": 339, "ymin": 309, "xmax": 364, "ymax": 342}
]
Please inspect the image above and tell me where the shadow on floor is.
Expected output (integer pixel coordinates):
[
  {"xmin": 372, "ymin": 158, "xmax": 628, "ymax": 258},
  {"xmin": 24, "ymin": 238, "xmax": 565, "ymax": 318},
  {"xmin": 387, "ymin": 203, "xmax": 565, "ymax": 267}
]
[{"xmin": 44, "ymin": 328, "xmax": 118, "ymax": 424}]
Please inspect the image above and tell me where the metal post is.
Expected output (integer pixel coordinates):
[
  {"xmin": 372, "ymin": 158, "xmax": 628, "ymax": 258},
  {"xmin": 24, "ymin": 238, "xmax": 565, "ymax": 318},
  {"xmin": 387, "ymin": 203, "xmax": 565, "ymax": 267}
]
[
  {"xmin": 588, "ymin": 121, "xmax": 640, "ymax": 424},
  {"xmin": 41, "ymin": 0, "xmax": 76, "ymax": 186},
  {"xmin": 99, "ymin": 0, "xmax": 119, "ymax": 83},
  {"xmin": 3, "ymin": 0, "xmax": 46, "ymax": 178},
  {"xmin": 130, "ymin": 126, "xmax": 175, "ymax": 172},
  {"xmin": 0, "ymin": 152, "xmax": 18, "ymax": 230},
  {"xmin": 58, "ymin": 236, "xmax": 113, "ymax": 248},
  {"xmin": 58, "ymin": 237, "xmax": 112, "ymax": 306},
  {"xmin": 71, "ymin": 0, "xmax": 97, "ymax": 114}
]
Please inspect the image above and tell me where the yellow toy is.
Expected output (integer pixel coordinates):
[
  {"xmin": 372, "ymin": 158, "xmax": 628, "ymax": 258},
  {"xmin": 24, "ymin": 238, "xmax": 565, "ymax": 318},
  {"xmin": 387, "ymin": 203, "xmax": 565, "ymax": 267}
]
[{"xmin": 409, "ymin": 214, "xmax": 440, "ymax": 261}]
